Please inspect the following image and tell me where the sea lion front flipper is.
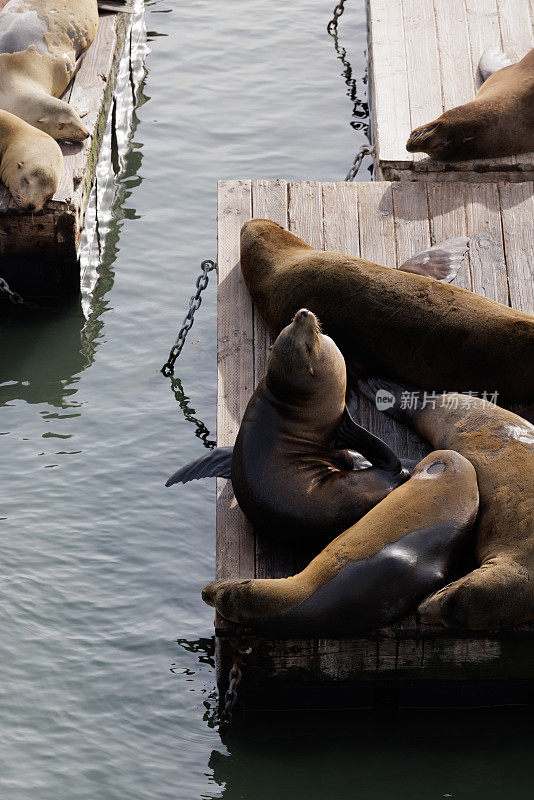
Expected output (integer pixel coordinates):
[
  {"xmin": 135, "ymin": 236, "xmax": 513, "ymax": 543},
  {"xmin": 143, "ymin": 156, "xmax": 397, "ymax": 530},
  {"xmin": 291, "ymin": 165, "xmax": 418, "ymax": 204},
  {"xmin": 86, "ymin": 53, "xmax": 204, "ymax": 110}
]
[
  {"xmin": 399, "ymin": 237, "xmax": 469, "ymax": 282},
  {"xmin": 335, "ymin": 406, "xmax": 402, "ymax": 473},
  {"xmin": 165, "ymin": 446, "xmax": 233, "ymax": 486},
  {"xmin": 477, "ymin": 46, "xmax": 513, "ymax": 83}
]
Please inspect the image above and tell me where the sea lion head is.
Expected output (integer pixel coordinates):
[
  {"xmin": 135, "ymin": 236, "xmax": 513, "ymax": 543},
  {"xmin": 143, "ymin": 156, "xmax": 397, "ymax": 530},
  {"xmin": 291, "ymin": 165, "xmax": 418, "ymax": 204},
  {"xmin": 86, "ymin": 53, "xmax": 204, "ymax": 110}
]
[
  {"xmin": 406, "ymin": 109, "xmax": 480, "ymax": 161},
  {"xmin": 267, "ymin": 308, "xmax": 346, "ymax": 404},
  {"xmin": 35, "ymin": 96, "xmax": 90, "ymax": 142},
  {"xmin": 2, "ymin": 136, "xmax": 63, "ymax": 212}
]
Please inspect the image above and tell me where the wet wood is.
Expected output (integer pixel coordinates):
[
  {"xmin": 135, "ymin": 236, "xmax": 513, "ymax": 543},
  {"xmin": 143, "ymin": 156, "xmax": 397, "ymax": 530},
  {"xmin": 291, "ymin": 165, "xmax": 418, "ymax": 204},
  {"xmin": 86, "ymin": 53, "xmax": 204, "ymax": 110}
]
[
  {"xmin": 368, "ymin": 0, "xmax": 534, "ymax": 181},
  {"xmin": 216, "ymin": 179, "xmax": 534, "ymax": 707}
]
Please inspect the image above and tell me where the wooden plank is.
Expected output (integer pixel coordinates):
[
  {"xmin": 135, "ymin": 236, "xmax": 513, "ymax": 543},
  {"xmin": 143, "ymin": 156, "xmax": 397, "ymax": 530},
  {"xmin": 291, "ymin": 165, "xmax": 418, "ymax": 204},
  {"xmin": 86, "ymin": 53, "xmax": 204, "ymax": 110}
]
[
  {"xmin": 367, "ymin": 0, "xmax": 412, "ymax": 167},
  {"xmin": 464, "ymin": 183, "xmax": 508, "ymax": 303},
  {"xmin": 434, "ymin": 0, "xmax": 474, "ymax": 108},
  {"xmin": 216, "ymin": 180, "xmax": 255, "ymax": 582},
  {"xmin": 54, "ymin": 14, "xmax": 122, "ymax": 207},
  {"xmin": 322, "ymin": 181, "xmax": 360, "ymax": 254},
  {"xmin": 251, "ymin": 180, "xmax": 288, "ymax": 580},
  {"xmin": 497, "ymin": 0, "xmax": 534, "ymax": 171},
  {"xmin": 499, "ymin": 182, "xmax": 534, "ymax": 314},
  {"xmin": 427, "ymin": 183, "xmax": 473, "ymax": 291},
  {"xmin": 287, "ymin": 181, "xmax": 323, "ymax": 249},
  {"xmin": 402, "ymin": 0, "xmax": 444, "ymax": 170}
]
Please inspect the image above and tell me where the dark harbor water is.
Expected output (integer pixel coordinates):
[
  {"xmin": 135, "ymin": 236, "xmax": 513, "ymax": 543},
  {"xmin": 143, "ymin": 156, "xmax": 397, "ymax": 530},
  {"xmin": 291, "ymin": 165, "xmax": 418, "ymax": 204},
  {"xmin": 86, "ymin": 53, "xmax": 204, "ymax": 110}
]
[{"xmin": 0, "ymin": 1, "xmax": 532, "ymax": 798}]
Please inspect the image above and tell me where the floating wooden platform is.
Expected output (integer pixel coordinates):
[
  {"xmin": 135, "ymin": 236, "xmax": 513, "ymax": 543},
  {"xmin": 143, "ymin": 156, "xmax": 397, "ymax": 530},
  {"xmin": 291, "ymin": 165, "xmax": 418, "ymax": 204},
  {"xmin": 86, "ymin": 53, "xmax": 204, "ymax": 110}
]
[
  {"xmin": 367, "ymin": 0, "xmax": 534, "ymax": 182},
  {"xmin": 0, "ymin": 1, "xmax": 145, "ymax": 298},
  {"xmin": 216, "ymin": 179, "xmax": 534, "ymax": 709}
]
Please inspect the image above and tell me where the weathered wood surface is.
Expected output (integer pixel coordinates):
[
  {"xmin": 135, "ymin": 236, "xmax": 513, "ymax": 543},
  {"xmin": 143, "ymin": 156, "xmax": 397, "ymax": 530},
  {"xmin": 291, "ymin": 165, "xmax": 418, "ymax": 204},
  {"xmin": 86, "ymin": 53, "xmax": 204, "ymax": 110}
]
[
  {"xmin": 216, "ymin": 179, "xmax": 534, "ymax": 702},
  {"xmin": 368, "ymin": 0, "xmax": 534, "ymax": 181},
  {"xmin": 0, "ymin": 5, "xmax": 139, "ymax": 297}
]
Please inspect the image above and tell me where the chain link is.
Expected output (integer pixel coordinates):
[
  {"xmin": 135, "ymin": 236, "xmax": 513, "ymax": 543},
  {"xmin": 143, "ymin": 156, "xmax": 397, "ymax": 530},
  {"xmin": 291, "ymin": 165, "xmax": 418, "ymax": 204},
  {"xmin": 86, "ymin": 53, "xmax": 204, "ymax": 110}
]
[
  {"xmin": 345, "ymin": 144, "xmax": 374, "ymax": 181},
  {"xmin": 0, "ymin": 276, "xmax": 28, "ymax": 307},
  {"xmin": 161, "ymin": 259, "xmax": 217, "ymax": 376},
  {"xmin": 327, "ymin": 0, "xmax": 346, "ymax": 34},
  {"xmin": 219, "ymin": 643, "xmax": 253, "ymax": 733}
]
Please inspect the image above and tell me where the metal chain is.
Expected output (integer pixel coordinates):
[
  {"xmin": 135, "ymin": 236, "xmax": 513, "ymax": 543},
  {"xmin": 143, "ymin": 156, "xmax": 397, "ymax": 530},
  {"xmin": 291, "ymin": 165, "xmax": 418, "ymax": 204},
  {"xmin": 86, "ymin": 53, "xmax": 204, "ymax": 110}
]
[
  {"xmin": 327, "ymin": 0, "xmax": 346, "ymax": 34},
  {"xmin": 0, "ymin": 276, "xmax": 28, "ymax": 307},
  {"xmin": 345, "ymin": 144, "xmax": 374, "ymax": 181},
  {"xmin": 161, "ymin": 259, "xmax": 217, "ymax": 376},
  {"xmin": 219, "ymin": 643, "xmax": 253, "ymax": 733}
]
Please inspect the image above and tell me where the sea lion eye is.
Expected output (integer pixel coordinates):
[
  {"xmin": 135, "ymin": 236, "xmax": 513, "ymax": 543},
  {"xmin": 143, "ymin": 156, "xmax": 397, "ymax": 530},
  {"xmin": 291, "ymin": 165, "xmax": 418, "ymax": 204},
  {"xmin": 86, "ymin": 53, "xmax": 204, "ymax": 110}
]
[{"xmin": 21, "ymin": 177, "xmax": 29, "ymax": 186}]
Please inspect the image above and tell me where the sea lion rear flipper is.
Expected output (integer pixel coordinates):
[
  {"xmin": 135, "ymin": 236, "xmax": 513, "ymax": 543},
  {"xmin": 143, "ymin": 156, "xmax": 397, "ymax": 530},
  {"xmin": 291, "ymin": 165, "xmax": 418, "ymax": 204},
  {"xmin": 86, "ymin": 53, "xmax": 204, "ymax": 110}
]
[
  {"xmin": 335, "ymin": 406, "xmax": 402, "ymax": 473},
  {"xmin": 399, "ymin": 237, "xmax": 469, "ymax": 282},
  {"xmin": 165, "ymin": 446, "xmax": 233, "ymax": 486},
  {"xmin": 477, "ymin": 46, "xmax": 513, "ymax": 83}
]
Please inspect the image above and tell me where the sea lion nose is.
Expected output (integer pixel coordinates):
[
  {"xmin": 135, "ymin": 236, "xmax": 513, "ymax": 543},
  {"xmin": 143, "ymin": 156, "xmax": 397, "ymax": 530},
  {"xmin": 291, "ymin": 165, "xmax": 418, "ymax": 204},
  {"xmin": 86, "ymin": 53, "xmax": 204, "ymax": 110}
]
[
  {"xmin": 26, "ymin": 203, "xmax": 36, "ymax": 211},
  {"xmin": 299, "ymin": 309, "xmax": 309, "ymax": 317}
]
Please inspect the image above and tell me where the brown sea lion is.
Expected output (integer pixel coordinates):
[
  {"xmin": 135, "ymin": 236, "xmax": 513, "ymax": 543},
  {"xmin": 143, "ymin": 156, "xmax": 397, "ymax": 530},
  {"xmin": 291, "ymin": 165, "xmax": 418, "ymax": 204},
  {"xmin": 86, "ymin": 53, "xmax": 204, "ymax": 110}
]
[
  {"xmin": 406, "ymin": 47, "xmax": 534, "ymax": 161},
  {"xmin": 0, "ymin": 0, "xmax": 99, "ymax": 141},
  {"xmin": 240, "ymin": 220, "xmax": 534, "ymax": 402},
  {"xmin": 202, "ymin": 450, "xmax": 479, "ymax": 636},
  {"xmin": 359, "ymin": 377, "xmax": 534, "ymax": 629},
  {"xmin": 167, "ymin": 309, "xmax": 409, "ymax": 548},
  {"xmin": 0, "ymin": 108, "xmax": 62, "ymax": 211}
]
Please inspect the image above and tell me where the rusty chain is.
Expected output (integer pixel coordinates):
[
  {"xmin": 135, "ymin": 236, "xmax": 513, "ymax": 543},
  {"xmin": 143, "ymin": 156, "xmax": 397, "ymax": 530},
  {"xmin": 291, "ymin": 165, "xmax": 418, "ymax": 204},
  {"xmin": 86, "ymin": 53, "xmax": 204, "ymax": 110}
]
[
  {"xmin": 219, "ymin": 643, "xmax": 253, "ymax": 733},
  {"xmin": 327, "ymin": 0, "xmax": 346, "ymax": 34},
  {"xmin": 345, "ymin": 144, "xmax": 374, "ymax": 180},
  {"xmin": 161, "ymin": 259, "xmax": 217, "ymax": 376}
]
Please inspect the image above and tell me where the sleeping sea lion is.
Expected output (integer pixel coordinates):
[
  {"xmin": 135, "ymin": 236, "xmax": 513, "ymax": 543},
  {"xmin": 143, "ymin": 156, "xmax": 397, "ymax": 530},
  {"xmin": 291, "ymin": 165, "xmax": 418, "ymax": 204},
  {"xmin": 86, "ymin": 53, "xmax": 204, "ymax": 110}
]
[
  {"xmin": 202, "ymin": 450, "xmax": 479, "ymax": 636},
  {"xmin": 240, "ymin": 219, "xmax": 534, "ymax": 402},
  {"xmin": 0, "ymin": 0, "xmax": 99, "ymax": 141},
  {"xmin": 167, "ymin": 309, "xmax": 409, "ymax": 548},
  {"xmin": 406, "ymin": 46, "xmax": 534, "ymax": 161},
  {"xmin": 0, "ymin": 108, "xmax": 62, "ymax": 211},
  {"xmin": 359, "ymin": 378, "xmax": 534, "ymax": 629}
]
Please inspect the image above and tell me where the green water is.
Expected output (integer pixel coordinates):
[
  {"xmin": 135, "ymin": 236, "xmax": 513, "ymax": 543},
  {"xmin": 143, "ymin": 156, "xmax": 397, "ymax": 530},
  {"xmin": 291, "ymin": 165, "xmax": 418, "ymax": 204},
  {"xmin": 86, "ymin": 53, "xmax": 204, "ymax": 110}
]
[{"xmin": 0, "ymin": 1, "xmax": 532, "ymax": 798}]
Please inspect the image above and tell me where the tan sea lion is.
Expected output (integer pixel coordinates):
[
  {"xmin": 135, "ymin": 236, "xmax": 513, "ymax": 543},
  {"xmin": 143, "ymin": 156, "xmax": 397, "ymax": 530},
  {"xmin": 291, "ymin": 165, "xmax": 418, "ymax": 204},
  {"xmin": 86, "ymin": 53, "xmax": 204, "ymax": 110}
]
[
  {"xmin": 406, "ymin": 47, "xmax": 534, "ymax": 161},
  {"xmin": 202, "ymin": 450, "xmax": 479, "ymax": 636},
  {"xmin": 0, "ymin": 0, "xmax": 99, "ymax": 141},
  {"xmin": 0, "ymin": 107, "xmax": 62, "ymax": 211},
  {"xmin": 359, "ymin": 378, "xmax": 534, "ymax": 629},
  {"xmin": 240, "ymin": 220, "xmax": 534, "ymax": 402},
  {"xmin": 167, "ymin": 309, "xmax": 409, "ymax": 549}
]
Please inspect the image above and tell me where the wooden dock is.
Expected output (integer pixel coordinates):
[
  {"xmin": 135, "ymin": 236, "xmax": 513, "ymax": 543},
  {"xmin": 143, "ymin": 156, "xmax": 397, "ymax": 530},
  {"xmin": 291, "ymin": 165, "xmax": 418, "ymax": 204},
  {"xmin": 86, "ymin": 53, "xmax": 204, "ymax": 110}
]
[
  {"xmin": 216, "ymin": 179, "xmax": 534, "ymax": 708},
  {"xmin": 367, "ymin": 0, "xmax": 534, "ymax": 182},
  {"xmin": 0, "ymin": 1, "xmax": 145, "ymax": 299}
]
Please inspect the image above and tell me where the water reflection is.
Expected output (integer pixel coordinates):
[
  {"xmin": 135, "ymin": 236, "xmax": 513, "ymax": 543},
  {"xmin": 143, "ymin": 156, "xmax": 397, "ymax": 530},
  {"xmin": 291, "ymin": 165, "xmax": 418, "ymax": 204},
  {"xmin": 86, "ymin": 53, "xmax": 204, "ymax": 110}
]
[{"xmin": 208, "ymin": 708, "xmax": 534, "ymax": 800}]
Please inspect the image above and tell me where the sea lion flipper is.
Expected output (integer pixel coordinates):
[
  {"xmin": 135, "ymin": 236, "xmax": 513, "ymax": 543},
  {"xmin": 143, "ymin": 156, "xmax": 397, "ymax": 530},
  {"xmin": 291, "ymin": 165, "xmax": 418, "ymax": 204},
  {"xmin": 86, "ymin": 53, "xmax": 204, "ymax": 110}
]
[
  {"xmin": 399, "ymin": 237, "xmax": 469, "ymax": 282},
  {"xmin": 165, "ymin": 446, "xmax": 233, "ymax": 486},
  {"xmin": 335, "ymin": 406, "xmax": 402, "ymax": 473},
  {"xmin": 478, "ymin": 46, "xmax": 513, "ymax": 83},
  {"xmin": 357, "ymin": 376, "xmax": 420, "ymax": 424}
]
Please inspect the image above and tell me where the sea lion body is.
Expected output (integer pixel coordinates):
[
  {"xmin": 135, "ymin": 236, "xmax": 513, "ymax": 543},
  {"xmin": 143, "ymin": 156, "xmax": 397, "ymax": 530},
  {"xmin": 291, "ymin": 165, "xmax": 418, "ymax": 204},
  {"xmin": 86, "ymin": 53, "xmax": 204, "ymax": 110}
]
[
  {"xmin": 0, "ymin": 107, "xmax": 62, "ymax": 211},
  {"xmin": 407, "ymin": 48, "xmax": 534, "ymax": 161},
  {"xmin": 240, "ymin": 220, "xmax": 534, "ymax": 402},
  {"xmin": 203, "ymin": 450, "xmax": 479, "ymax": 636},
  {"xmin": 0, "ymin": 0, "xmax": 99, "ymax": 141},
  {"xmin": 360, "ymin": 379, "xmax": 534, "ymax": 629},
  {"xmin": 231, "ymin": 309, "xmax": 409, "ymax": 548}
]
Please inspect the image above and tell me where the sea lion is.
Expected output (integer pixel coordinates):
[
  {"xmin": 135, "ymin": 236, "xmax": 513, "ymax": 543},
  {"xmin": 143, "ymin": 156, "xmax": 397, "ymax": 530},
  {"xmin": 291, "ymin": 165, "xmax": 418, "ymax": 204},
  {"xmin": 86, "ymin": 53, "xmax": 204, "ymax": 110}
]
[
  {"xmin": 167, "ymin": 309, "xmax": 409, "ymax": 548},
  {"xmin": 359, "ymin": 378, "xmax": 534, "ymax": 629},
  {"xmin": 202, "ymin": 450, "xmax": 479, "ymax": 636},
  {"xmin": 240, "ymin": 220, "xmax": 534, "ymax": 402},
  {"xmin": 0, "ymin": 0, "xmax": 99, "ymax": 141},
  {"xmin": 0, "ymin": 108, "xmax": 62, "ymax": 211},
  {"xmin": 406, "ymin": 47, "xmax": 534, "ymax": 161}
]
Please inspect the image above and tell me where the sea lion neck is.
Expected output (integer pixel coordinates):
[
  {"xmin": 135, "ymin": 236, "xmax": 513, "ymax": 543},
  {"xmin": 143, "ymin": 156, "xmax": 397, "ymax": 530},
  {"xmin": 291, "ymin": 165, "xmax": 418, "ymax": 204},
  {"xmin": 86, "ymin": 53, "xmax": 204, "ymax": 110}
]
[{"xmin": 263, "ymin": 376, "xmax": 344, "ymax": 445}]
